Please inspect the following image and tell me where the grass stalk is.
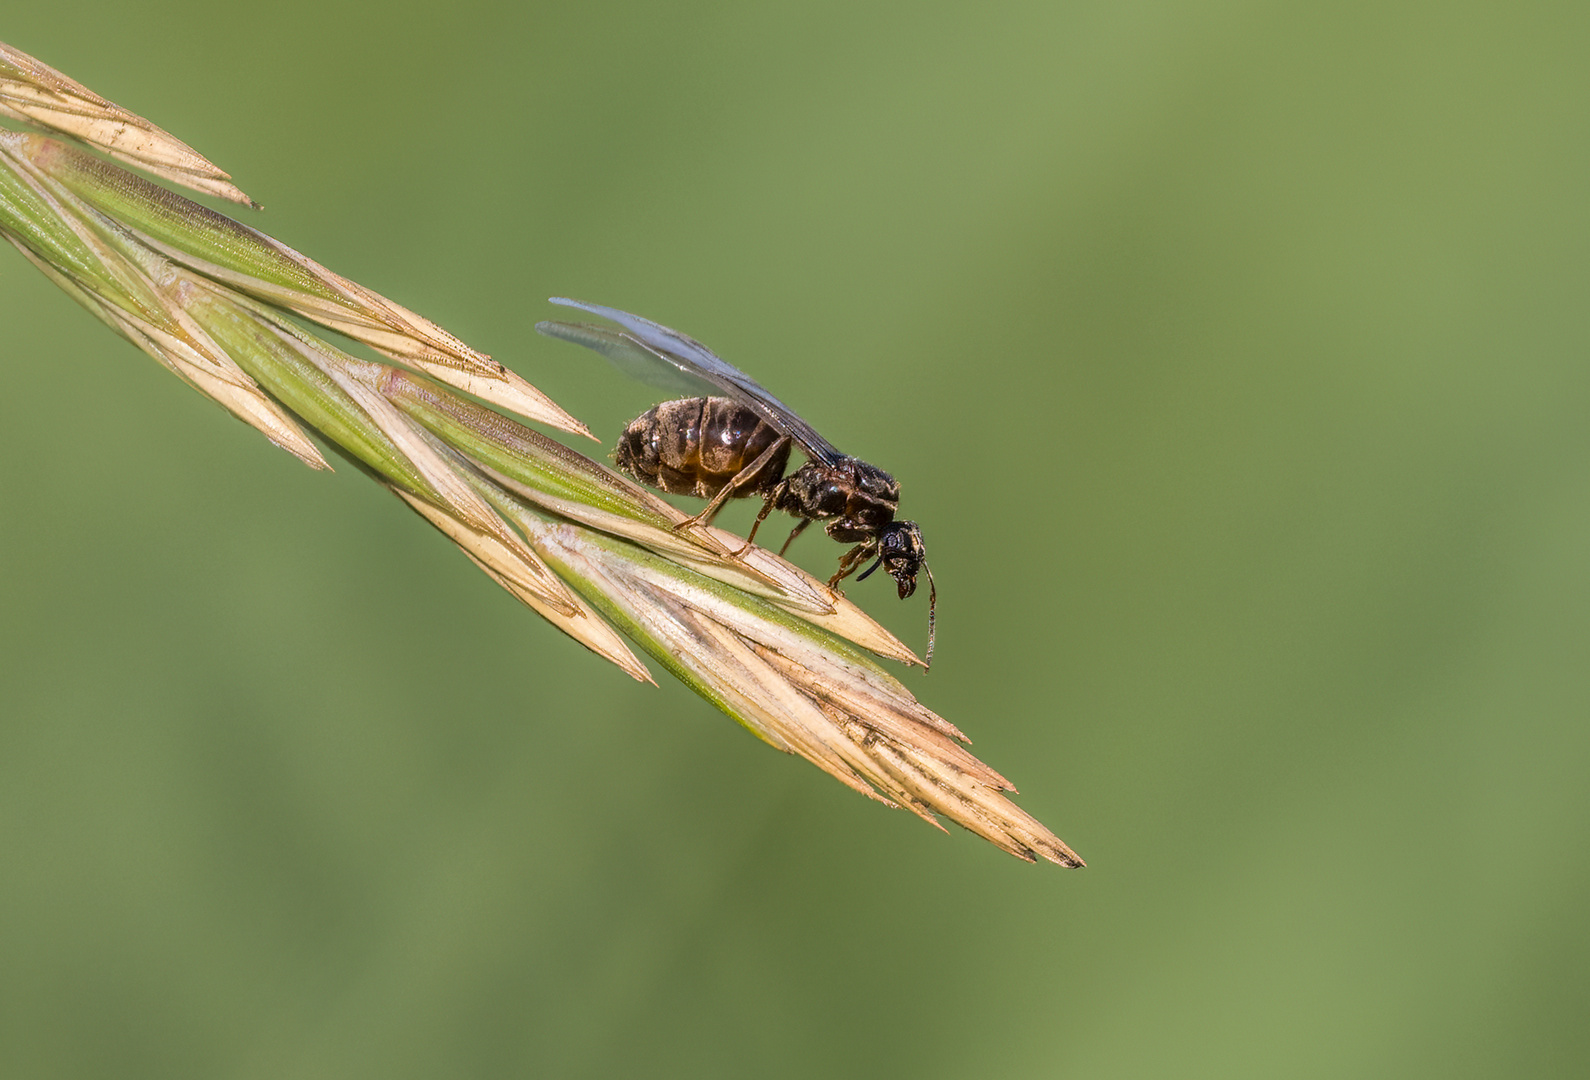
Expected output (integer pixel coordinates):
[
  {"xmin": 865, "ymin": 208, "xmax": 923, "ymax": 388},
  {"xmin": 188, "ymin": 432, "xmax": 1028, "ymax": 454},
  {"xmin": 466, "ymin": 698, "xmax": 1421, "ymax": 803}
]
[{"xmin": 0, "ymin": 40, "xmax": 1082, "ymax": 865}]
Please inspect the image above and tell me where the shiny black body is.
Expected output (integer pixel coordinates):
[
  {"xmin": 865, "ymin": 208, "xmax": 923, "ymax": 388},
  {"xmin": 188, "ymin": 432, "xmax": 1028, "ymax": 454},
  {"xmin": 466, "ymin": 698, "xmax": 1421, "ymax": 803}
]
[
  {"xmin": 616, "ymin": 397, "xmax": 925, "ymax": 593},
  {"xmin": 537, "ymin": 299, "xmax": 936, "ymax": 664}
]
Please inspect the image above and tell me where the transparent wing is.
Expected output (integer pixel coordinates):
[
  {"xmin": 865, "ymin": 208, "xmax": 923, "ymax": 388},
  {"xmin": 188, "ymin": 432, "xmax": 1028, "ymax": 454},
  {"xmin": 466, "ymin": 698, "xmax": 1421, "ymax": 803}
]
[
  {"xmin": 533, "ymin": 318, "xmax": 709, "ymax": 397},
  {"xmin": 536, "ymin": 298, "xmax": 845, "ymax": 465}
]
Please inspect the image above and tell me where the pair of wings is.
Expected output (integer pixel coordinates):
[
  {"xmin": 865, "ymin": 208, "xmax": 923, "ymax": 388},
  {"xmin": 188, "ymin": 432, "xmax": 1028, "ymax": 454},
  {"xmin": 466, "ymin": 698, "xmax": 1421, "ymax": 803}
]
[{"xmin": 535, "ymin": 298, "xmax": 845, "ymax": 468}]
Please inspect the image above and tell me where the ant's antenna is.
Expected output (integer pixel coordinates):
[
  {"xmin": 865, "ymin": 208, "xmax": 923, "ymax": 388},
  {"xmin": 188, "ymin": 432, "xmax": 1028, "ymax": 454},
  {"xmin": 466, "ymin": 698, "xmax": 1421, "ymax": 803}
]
[{"xmin": 923, "ymin": 562, "xmax": 936, "ymax": 671}]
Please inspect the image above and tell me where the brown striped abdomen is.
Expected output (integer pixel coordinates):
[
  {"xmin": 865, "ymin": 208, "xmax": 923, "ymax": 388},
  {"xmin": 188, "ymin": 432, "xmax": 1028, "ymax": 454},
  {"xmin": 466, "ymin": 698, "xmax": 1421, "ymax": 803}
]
[{"xmin": 614, "ymin": 397, "xmax": 791, "ymax": 500}]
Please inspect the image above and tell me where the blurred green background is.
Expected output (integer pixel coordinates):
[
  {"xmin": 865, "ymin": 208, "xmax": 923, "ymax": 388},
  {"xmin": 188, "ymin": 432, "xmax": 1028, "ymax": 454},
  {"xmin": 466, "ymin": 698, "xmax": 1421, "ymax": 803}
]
[{"xmin": 3, "ymin": 2, "xmax": 1587, "ymax": 1076}]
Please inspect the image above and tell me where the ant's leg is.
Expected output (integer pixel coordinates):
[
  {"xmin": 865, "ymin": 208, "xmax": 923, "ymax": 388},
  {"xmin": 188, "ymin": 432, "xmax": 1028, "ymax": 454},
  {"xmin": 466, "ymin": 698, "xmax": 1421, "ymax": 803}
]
[
  {"xmin": 827, "ymin": 542, "xmax": 876, "ymax": 592},
  {"xmin": 674, "ymin": 436, "xmax": 791, "ymax": 532},
  {"xmin": 731, "ymin": 490, "xmax": 780, "ymax": 557},
  {"xmin": 777, "ymin": 517, "xmax": 812, "ymax": 556}
]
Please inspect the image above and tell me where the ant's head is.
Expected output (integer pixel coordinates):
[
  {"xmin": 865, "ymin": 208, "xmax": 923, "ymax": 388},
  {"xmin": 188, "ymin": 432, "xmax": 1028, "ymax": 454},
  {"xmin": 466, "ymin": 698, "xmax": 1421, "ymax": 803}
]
[
  {"xmin": 859, "ymin": 521, "xmax": 937, "ymax": 669},
  {"xmin": 866, "ymin": 521, "xmax": 926, "ymax": 599}
]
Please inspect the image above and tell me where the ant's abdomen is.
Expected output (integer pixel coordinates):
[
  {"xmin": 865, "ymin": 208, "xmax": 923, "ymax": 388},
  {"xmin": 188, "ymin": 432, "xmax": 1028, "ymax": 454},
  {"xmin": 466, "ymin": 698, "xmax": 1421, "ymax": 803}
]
[{"xmin": 615, "ymin": 396, "xmax": 790, "ymax": 500}]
